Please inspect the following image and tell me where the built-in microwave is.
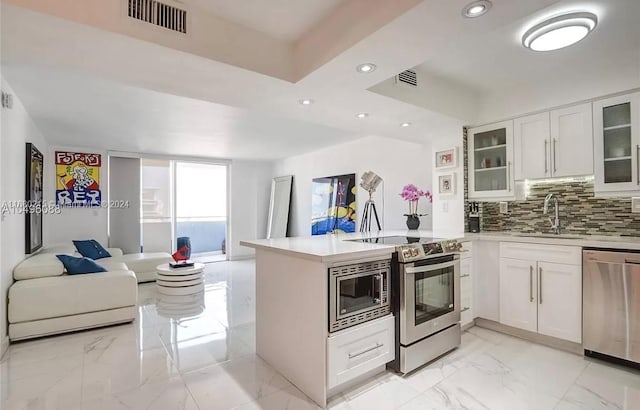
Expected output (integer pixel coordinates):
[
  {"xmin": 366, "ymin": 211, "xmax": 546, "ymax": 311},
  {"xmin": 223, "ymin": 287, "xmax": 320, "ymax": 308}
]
[{"xmin": 328, "ymin": 259, "xmax": 391, "ymax": 333}]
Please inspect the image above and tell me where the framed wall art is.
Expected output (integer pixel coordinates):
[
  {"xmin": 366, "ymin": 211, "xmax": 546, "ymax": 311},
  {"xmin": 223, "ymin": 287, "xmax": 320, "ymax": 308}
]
[
  {"xmin": 25, "ymin": 142, "xmax": 44, "ymax": 254},
  {"xmin": 435, "ymin": 147, "xmax": 458, "ymax": 169},
  {"xmin": 311, "ymin": 173, "xmax": 356, "ymax": 235},
  {"xmin": 438, "ymin": 173, "xmax": 456, "ymax": 196}
]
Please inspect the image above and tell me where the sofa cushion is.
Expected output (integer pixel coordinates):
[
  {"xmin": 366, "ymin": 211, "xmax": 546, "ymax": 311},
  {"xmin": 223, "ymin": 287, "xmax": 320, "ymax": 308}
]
[
  {"xmin": 73, "ymin": 240, "xmax": 111, "ymax": 260},
  {"xmin": 111, "ymin": 252, "xmax": 173, "ymax": 274},
  {"xmin": 99, "ymin": 261, "xmax": 129, "ymax": 272},
  {"xmin": 8, "ymin": 269, "xmax": 137, "ymax": 323},
  {"xmin": 14, "ymin": 253, "xmax": 66, "ymax": 280},
  {"xmin": 56, "ymin": 255, "xmax": 107, "ymax": 274}
]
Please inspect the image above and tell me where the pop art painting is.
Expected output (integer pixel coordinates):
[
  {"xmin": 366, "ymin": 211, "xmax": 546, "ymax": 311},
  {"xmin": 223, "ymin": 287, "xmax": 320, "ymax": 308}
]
[{"xmin": 55, "ymin": 151, "xmax": 102, "ymax": 207}]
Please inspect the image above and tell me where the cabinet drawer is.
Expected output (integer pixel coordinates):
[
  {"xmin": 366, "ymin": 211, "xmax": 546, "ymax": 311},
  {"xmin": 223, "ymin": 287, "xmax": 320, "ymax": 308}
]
[
  {"xmin": 500, "ymin": 242, "xmax": 581, "ymax": 265},
  {"xmin": 327, "ymin": 315, "xmax": 394, "ymax": 389}
]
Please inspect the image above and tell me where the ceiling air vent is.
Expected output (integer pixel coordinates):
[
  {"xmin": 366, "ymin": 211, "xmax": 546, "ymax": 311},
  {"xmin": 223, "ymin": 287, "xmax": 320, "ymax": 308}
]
[
  {"xmin": 128, "ymin": 0, "xmax": 187, "ymax": 34},
  {"xmin": 395, "ymin": 70, "xmax": 418, "ymax": 87}
]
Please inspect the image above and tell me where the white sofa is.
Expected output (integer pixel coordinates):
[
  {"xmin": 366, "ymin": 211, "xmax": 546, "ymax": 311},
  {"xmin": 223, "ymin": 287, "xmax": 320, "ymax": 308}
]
[{"xmin": 8, "ymin": 245, "xmax": 172, "ymax": 341}]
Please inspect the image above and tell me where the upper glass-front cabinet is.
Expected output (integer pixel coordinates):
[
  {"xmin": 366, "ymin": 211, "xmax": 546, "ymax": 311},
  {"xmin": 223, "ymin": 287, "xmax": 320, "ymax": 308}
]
[
  {"xmin": 468, "ymin": 120, "xmax": 515, "ymax": 200},
  {"xmin": 594, "ymin": 93, "xmax": 640, "ymax": 194}
]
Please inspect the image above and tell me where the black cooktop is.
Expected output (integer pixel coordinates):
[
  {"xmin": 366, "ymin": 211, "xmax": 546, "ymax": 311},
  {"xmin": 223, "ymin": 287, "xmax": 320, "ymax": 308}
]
[{"xmin": 350, "ymin": 236, "xmax": 443, "ymax": 245}]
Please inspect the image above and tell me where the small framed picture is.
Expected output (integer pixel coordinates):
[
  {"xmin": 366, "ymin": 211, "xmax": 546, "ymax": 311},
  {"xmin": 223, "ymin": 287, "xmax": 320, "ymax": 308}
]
[
  {"xmin": 435, "ymin": 147, "xmax": 458, "ymax": 169},
  {"xmin": 438, "ymin": 173, "xmax": 456, "ymax": 196}
]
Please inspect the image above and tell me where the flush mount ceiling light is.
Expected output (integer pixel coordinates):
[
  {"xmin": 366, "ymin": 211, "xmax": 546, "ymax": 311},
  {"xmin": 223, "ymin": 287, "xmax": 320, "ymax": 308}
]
[
  {"xmin": 356, "ymin": 113, "xmax": 369, "ymax": 119},
  {"xmin": 462, "ymin": 0, "xmax": 492, "ymax": 18},
  {"xmin": 522, "ymin": 12, "xmax": 597, "ymax": 52},
  {"xmin": 401, "ymin": 122, "xmax": 411, "ymax": 127},
  {"xmin": 356, "ymin": 63, "xmax": 377, "ymax": 73},
  {"xmin": 298, "ymin": 99, "xmax": 314, "ymax": 105}
]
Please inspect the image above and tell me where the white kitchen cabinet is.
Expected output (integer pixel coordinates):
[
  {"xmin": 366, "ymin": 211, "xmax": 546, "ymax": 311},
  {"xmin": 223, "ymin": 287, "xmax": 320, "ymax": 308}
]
[
  {"xmin": 594, "ymin": 92, "xmax": 640, "ymax": 195},
  {"xmin": 514, "ymin": 112, "xmax": 550, "ymax": 180},
  {"xmin": 498, "ymin": 242, "xmax": 582, "ymax": 343},
  {"xmin": 460, "ymin": 241, "xmax": 473, "ymax": 327},
  {"xmin": 327, "ymin": 315, "xmax": 394, "ymax": 389},
  {"xmin": 537, "ymin": 262, "xmax": 582, "ymax": 343},
  {"xmin": 499, "ymin": 258, "xmax": 538, "ymax": 333},
  {"xmin": 514, "ymin": 103, "xmax": 592, "ymax": 180},
  {"xmin": 551, "ymin": 103, "xmax": 593, "ymax": 178},
  {"xmin": 468, "ymin": 120, "xmax": 515, "ymax": 200}
]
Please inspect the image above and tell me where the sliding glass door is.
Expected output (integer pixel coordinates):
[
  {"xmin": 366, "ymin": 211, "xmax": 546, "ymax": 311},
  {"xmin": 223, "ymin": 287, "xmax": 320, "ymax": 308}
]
[
  {"xmin": 140, "ymin": 159, "xmax": 228, "ymax": 262},
  {"xmin": 175, "ymin": 162, "xmax": 227, "ymax": 263}
]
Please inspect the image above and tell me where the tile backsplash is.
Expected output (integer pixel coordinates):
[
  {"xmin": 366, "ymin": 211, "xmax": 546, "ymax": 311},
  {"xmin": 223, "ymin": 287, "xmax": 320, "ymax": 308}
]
[{"xmin": 463, "ymin": 131, "xmax": 640, "ymax": 237}]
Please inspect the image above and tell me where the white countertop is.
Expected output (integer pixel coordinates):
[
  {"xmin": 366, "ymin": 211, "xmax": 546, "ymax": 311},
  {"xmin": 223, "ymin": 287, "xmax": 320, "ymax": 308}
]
[{"xmin": 241, "ymin": 229, "xmax": 640, "ymax": 262}]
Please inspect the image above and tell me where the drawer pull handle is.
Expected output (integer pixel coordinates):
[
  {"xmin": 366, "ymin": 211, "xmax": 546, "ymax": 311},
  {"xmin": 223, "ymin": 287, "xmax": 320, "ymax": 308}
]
[
  {"xmin": 348, "ymin": 343, "xmax": 383, "ymax": 359},
  {"xmin": 461, "ymin": 307, "xmax": 470, "ymax": 312},
  {"xmin": 460, "ymin": 274, "xmax": 471, "ymax": 278}
]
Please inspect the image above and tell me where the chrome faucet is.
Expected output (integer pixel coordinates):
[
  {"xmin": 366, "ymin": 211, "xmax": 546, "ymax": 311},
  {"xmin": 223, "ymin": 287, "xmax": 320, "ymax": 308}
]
[{"xmin": 543, "ymin": 193, "xmax": 560, "ymax": 234}]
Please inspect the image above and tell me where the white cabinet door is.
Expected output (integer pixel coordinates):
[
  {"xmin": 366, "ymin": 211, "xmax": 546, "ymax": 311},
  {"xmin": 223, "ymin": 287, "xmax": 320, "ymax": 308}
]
[
  {"xmin": 537, "ymin": 262, "xmax": 582, "ymax": 343},
  {"xmin": 514, "ymin": 112, "xmax": 550, "ymax": 180},
  {"xmin": 551, "ymin": 103, "xmax": 593, "ymax": 178},
  {"xmin": 468, "ymin": 120, "xmax": 515, "ymax": 200},
  {"xmin": 499, "ymin": 258, "xmax": 537, "ymax": 333},
  {"xmin": 460, "ymin": 257, "xmax": 473, "ymax": 326},
  {"xmin": 593, "ymin": 93, "xmax": 640, "ymax": 194}
]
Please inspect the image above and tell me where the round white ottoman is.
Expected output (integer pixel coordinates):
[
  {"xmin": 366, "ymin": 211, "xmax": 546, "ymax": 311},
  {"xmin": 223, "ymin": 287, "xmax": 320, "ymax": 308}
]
[{"xmin": 156, "ymin": 263, "xmax": 205, "ymax": 296}]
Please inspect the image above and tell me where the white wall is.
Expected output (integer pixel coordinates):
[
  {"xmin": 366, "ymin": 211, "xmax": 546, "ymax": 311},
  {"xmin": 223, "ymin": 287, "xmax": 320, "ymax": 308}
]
[
  {"xmin": 43, "ymin": 146, "xmax": 109, "ymax": 246},
  {"xmin": 0, "ymin": 78, "xmax": 48, "ymax": 344},
  {"xmin": 431, "ymin": 127, "xmax": 465, "ymax": 236},
  {"xmin": 229, "ymin": 160, "xmax": 274, "ymax": 259},
  {"xmin": 274, "ymin": 135, "xmax": 432, "ymax": 237}
]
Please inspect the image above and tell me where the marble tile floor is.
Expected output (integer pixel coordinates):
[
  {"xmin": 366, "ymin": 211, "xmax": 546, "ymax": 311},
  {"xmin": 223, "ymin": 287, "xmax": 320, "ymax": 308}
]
[{"xmin": 1, "ymin": 260, "xmax": 639, "ymax": 410}]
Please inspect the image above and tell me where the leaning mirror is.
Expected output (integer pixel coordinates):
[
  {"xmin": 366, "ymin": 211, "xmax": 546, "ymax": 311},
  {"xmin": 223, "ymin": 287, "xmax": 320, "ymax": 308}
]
[{"xmin": 267, "ymin": 175, "xmax": 293, "ymax": 239}]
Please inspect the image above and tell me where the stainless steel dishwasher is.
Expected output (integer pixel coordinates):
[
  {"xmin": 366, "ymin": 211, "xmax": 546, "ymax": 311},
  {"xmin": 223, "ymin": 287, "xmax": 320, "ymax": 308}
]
[{"xmin": 583, "ymin": 249, "xmax": 640, "ymax": 366}]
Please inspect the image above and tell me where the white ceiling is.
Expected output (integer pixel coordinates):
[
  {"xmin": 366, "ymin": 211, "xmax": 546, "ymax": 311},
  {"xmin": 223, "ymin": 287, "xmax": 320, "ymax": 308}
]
[
  {"xmin": 187, "ymin": 0, "xmax": 345, "ymax": 41},
  {"xmin": 414, "ymin": 0, "xmax": 640, "ymax": 95},
  {"xmin": 2, "ymin": 0, "xmax": 639, "ymax": 161},
  {"xmin": 2, "ymin": 66, "xmax": 356, "ymax": 160}
]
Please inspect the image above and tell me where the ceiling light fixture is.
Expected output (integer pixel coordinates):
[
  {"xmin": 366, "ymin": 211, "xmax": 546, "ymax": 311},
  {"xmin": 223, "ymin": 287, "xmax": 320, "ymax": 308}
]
[
  {"xmin": 356, "ymin": 63, "xmax": 377, "ymax": 73},
  {"xmin": 401, "ymin": 122, "xmax": 411, "ymax": 127},
  {"xmin": 522, "ymin": 12, "xmax": 597, "ymax": 52},
  {"xmin": 462, "ymin": 0, "xmax": 492, "ymax": 18},
  {"xmin": 299, "ymin": 99, "xmax": 314, "ymax": 105},
  {"xmin": 356, "ymin": 113, "xmax": 369, "ymax": 119}
]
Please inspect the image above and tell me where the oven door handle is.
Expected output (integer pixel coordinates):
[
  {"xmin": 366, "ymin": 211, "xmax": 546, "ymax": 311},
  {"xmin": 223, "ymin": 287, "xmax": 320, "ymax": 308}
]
[{"xmin": 405, "ymin": 261, "xmax": 456, "ymax": 274}]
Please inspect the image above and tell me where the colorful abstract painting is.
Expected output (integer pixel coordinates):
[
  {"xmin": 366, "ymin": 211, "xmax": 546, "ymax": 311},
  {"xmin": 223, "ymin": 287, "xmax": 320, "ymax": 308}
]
[
  {"xmin": 55, "ymin": 151, "xmax": 102, "ymax": 207},
  {"xmin": 311, "ymin": 173, "xmax": 356, "ymax": 235}
]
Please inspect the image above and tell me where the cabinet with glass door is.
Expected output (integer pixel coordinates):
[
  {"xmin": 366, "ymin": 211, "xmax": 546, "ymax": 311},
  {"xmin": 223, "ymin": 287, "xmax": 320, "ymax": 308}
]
[
  {"xmin": 468, "ymin": 120, "xmax": 515, "ymax": 200},
  {"xmin": 593, "ymin": 92, "xmax": 640, "ymax": 194}
]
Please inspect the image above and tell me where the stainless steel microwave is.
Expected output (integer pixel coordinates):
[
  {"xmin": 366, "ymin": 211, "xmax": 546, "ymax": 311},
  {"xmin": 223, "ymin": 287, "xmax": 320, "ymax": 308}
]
[{"xmin": 328, "ymin": 259, "xmax": 391, "ymax": 333}]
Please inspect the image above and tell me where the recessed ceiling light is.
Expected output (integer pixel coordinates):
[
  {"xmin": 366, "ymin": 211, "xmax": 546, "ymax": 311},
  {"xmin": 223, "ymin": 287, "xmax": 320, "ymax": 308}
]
[
  {"xmin": 356, "ymin": 63, "xmax": 377, "ymax": 73},
  {"xmin": 356, "ymin": 113, "xmax": 369, "ymax": 119},
  {"xmin": 522, "ymin": 12, "xmax": 597, "ymax": 52},
  {"xmin": 299, "ymin": 99, "xmax": 314, "ymax": 105},
  {"xmin": 462, "ymin": 0, "xmax": 492, "ymax": 18},
  {"xmin": 401, "ymin": 122, "xmax": 411, "ymax": 127}
]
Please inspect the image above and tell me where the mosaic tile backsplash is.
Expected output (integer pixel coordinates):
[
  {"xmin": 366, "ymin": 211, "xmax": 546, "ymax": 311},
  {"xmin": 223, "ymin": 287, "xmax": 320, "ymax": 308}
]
[{"xmin": 463, "ymin": 131, "xmax": 640, "ymax": 237}]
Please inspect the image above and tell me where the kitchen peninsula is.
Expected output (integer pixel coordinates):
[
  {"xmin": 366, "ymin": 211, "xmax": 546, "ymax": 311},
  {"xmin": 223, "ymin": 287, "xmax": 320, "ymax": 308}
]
[{"xmin": 240, "ymin": 234, "xmax": 395, "ymax": 408}]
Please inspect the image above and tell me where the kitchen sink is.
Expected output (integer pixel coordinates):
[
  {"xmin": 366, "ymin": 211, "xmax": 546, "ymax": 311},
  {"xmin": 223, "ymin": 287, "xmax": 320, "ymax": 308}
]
[{"xmin": 512, "ymin": 233, "xmax": 584, "ymax": 239}]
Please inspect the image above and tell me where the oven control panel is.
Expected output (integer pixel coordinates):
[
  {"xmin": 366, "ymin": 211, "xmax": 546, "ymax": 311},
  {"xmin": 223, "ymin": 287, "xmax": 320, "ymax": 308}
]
[
  {"xmin": 399, "ymin": 244, "xmax": 425, "ymax": 262},
  {"xmin": 398, "ymin": 240, "xmax": 462, "ymax": 262}
]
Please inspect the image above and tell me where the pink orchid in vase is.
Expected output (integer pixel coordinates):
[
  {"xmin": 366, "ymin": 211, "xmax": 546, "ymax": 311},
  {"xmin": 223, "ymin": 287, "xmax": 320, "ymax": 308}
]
[{"xmin": 400, "ymin": 184, "xmax": 433, "ymax": 217}]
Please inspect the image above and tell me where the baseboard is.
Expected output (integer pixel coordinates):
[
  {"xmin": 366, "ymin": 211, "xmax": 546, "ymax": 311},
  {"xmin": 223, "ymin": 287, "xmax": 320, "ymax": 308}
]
[
  {"xmin": 228, "ymin": 255, "xmax": 255, "ymax": 262},
  {"xmin": 0, "ymin": 335, "xmax": 9, "ymax": 359},
  {"xmin": 474, "ymin": 318, "xmax": 583, "ymax": 355}
]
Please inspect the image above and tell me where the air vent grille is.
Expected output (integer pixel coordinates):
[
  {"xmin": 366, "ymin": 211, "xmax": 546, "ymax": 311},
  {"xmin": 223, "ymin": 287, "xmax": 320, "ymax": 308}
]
[
  {"xmin": 396, "ymin": 69, "xmax": 418, "ymax": 87},
  {"xmin": 128, "ymin": 0, "xmax": 187, "ymax": 34}
]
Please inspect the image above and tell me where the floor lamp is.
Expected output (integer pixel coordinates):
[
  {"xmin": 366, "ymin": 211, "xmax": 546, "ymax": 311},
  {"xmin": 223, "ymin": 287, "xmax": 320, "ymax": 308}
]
[{"xmin": 359, "ymin": 171, "xmax": 383, "ymax": 232}]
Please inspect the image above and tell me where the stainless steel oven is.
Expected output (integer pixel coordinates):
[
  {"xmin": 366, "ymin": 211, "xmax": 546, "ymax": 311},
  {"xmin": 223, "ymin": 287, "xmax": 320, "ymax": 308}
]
[
  {"xmin": 329, "ymin": 259, "xmax": 391, "ymax": 333},
  {"xmin": 400, "ymin": 255, "xmax": 460, "ymax": 346}
]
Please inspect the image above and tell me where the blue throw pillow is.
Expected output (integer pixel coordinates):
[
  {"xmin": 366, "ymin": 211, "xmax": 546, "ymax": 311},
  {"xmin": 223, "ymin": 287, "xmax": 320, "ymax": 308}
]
[
  {"xmin": 73, "ymin": 239, "xmax": 111, "ymax": 260},
  {"xmin": 56, "ymin": 254, "xmax": 107, "ymax": 275}
]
